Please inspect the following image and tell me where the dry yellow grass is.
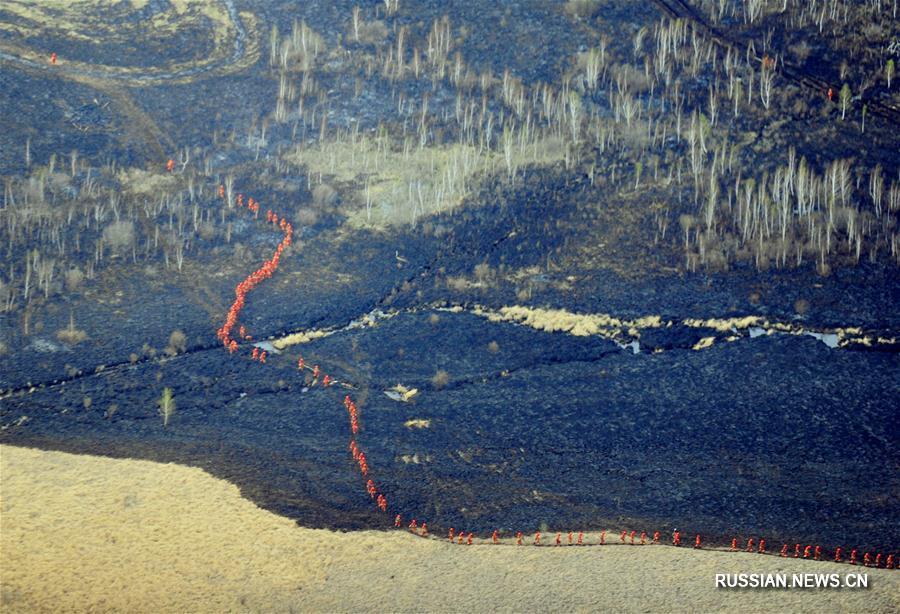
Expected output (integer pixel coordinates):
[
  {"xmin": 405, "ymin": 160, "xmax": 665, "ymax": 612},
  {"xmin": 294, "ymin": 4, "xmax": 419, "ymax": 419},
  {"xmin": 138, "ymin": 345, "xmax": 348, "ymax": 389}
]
[
  {"xmin": 118, "ymin": 168, "xmax": 178, "ymax": 197},
  {"xmin": 683, "ymin": 316, "xmax": 765, "ymax": 331},
  {"xmin": 471, "ymin": 304, "xmax": 662, "ymax": 339},
  {"xmin": 469, "ymin": 305, "xmax": 888, "ymax": 350},
  {"xmin": 55, "ymin": 326, "xmax": 89, "ymax": 345},
  {"xmin": 271, "ymin": 310, "xmax": 399, "ymax": 350},
  {"xmin": 692, "ymin": 336, "xmax": 716, "ymax": 350},
  {"xmin": 403, "ymin": 418, "xmax": 431, "ymax": 429},
  {"xmin": 271, "ymin": 328, "xmax": 332, "ymax": 350},
  {"xmin": 1, "ymin": 445, "xmax": 897, "ymax": 613},
  {"xmin": 285, "ymin": 134, "xmax": 566, "ymax": 228}
]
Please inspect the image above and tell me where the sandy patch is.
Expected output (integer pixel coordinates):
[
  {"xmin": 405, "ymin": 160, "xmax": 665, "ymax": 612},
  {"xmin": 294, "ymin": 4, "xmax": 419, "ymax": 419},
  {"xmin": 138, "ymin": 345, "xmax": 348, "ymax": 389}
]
[{"xmin": 1, "ymin": 445, "xmax": 897, "ymax": 613}]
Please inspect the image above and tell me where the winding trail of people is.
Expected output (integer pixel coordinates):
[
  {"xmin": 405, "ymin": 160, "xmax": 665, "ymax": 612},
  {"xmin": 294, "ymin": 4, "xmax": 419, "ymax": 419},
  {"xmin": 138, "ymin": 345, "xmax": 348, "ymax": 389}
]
[
  {"xmin": 215, "ymin": 185, "xmax": 897, "ymax": 569},
  {"xmin": 0, "ymin": 0, "xmax": 894, "ymax": 573}
]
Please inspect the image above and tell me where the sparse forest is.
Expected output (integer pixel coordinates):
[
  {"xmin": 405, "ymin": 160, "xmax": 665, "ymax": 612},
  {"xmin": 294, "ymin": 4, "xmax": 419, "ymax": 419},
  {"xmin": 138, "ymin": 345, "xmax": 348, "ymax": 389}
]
[{"xmin": 2, "ymin": 0, "xmax": 898, "ymax": 334}]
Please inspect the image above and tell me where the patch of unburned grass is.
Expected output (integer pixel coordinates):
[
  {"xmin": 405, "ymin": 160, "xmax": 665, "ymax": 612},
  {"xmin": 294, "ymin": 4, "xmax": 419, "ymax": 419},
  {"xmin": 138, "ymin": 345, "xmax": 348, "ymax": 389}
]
[
  {"xmin": 118, "ymin": 168, "xmax": 178, "ymax": 197},
  {"xmin": 271, "ymin": 329, "xmax": 332, "ymax": 350},
  {"xmin": 286, "ymin": 134, "xmax": 566, "ymax": 228},
  {"xmin": 403, "ymin": 418, "xmax": 431, "ymax": 429},
  {"xmin": 474, "ymin": 304, "xmax": 662, "ymax": 338},
  {"xmin": 55, "ymin": 326, "xmax": 88, "ymax": 345}
]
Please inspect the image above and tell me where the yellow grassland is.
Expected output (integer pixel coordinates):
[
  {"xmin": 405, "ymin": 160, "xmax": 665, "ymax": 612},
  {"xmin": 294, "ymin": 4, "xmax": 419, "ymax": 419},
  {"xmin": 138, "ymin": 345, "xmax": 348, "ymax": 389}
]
[{"xmin": 1, "ymin": 445, "xmax": 897, "ymax": 613}]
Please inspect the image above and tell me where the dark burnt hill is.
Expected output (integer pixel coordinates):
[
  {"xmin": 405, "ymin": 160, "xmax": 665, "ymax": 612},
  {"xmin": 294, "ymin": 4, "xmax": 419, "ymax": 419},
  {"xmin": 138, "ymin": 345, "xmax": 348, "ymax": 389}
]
[{"xmin": 3, "ymin": 310, "xmax": 898, "ymax": 552}]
